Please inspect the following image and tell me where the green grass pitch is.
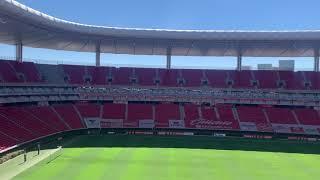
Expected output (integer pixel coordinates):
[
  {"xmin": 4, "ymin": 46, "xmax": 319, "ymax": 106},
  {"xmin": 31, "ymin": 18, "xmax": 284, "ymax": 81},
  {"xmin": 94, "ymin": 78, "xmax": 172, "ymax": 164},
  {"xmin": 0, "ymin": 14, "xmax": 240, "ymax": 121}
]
[{"xmin": 13, "ymin": 135, "xmax": 320, "ymax": 180}]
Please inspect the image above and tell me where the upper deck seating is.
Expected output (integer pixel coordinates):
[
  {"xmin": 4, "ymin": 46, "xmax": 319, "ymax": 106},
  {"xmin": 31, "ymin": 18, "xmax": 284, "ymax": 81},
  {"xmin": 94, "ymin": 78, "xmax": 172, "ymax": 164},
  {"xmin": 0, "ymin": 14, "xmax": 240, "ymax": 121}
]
[
  {"xmin": 62, "ymin": 65, "xmax": 85, "ymax": 84},
  {"xmin": 135, "ymin": 68, "xmax": 157, "ymax": 86},
  {"xmin": 0, "ymin": 60, "xmax": 19, "ymax": 83},
  {"xmin": 278, "ymin": 71, "xmax": 304, "ymax": 89},
  {"xmin": 230, "ymin": 71, "xmax": 253, "ymax": 88},
  {"xmin": 113, "ymin": 67, "xmax": 134, "ymax": 85},
  {"xmin": 253, "ymin": 70, "xmax": 278, "ymax": 89},
  {"xmin": 158, "ymin": 69, "xmax": 179, "ymax": 87},
  {"xmin": 87, "ymin": 66, "xmax": 109, "ymax": 85},
  {"xmin": 181, "ymin": 69, "xmax": 203, "ymax": 87},
  {"xmin": 9, "ymin": 61, "xmax": 41, "ymax": 82},
  {"xmin": 205, "ymin": 70, "xmax": 228, "ymax": 88},
  {"xmin": 303, "ymin": 71, "xmax": 320, "ymax": 89}
]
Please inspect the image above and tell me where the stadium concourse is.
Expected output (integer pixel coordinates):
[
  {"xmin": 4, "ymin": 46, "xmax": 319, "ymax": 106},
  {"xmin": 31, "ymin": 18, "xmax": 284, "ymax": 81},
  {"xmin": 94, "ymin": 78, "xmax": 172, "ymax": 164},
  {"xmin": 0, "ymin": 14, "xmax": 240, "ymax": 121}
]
[{"xmin": 1, "ymin": 60, "xmax": 320, "ymax": 151}]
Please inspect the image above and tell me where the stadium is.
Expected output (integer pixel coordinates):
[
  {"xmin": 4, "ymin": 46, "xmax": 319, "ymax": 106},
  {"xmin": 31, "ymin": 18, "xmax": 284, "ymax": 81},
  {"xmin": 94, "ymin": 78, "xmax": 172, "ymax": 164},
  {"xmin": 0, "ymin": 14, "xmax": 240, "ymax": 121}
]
[{"xmin": 1, "ymin": 0, "xmax": 320, "ymax": 179}]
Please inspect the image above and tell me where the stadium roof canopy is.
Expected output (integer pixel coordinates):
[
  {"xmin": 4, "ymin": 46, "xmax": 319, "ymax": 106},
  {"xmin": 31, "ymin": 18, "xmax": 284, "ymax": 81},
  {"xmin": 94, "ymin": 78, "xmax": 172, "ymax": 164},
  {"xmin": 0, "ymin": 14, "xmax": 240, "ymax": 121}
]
[{"xmin": 1, "ymin": 0, "xmax": 320, "ymax": 58}]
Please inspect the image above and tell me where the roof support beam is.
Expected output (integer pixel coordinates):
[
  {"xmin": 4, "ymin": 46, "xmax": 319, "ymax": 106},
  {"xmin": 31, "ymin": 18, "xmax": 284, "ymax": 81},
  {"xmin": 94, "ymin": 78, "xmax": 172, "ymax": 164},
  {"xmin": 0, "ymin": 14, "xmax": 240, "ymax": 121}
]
[
  {"xmin": 15, "ymin": 41, "xmax": 23, "ymax": 62},
  {"xmin": 314, "ymin": 48, "xmax": 319, "ymax": 72},
  {"xmin": 237, "ymin": 53, "xmax": 242, "ymax": 71},
  {"xmin": 166, "ymin": 47, "xmax": 172, "ymax": 69},
  {"xmin": 95, "ymin": 42, "xmax": 101, "ymax": 67}
]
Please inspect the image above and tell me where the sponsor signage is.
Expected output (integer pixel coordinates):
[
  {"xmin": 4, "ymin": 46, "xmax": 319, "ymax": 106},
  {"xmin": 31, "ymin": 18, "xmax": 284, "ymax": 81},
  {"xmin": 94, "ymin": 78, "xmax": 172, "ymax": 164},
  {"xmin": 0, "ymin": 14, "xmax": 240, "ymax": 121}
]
[
  {"xmin": 240, "ymin": 122, "xmax": 257, "ymax": 131},
  {"xmin": 243, "ymin": 134, "xmax": 272, "ymax": 139},
  {"xmin": 139, "ymin": 119, "xmax": 155, "ymax": 128},
  {"xmin": 214, "ymin": 133, "xmax": 226, "ymax": 137},
  {"xmin": 302, "ymin": 126, "xmax": 320, "ymax": 135},
  {"xmin": 84, "ymin": 118, "xmax": 101, "ymax": 128},
  {"xmin": 100, "ymin": 119, "xmax": 123, "ymax": 128},
  {"xmin": 169, "ymin": 120, "xmax": 185, "ymax": 128},
  {"xmin": 190, "ymin": 119, "xmax": 235, "ymax": 130}
]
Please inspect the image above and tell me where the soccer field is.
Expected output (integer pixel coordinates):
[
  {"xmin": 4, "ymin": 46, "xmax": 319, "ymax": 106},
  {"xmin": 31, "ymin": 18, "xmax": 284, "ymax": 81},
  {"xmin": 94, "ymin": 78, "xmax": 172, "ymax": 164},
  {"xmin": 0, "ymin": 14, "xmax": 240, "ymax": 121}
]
[{"xmin": 12, "ymin": 135, "xmax": 320, "ymax": 180}]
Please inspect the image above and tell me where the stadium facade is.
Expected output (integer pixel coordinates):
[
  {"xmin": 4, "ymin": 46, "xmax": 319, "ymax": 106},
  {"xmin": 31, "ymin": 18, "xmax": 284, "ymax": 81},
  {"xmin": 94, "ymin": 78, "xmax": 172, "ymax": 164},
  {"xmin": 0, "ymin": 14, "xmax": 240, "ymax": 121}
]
[{"xmin": 1, "ymin": 0, "xmax": 320, "ymax": 153}]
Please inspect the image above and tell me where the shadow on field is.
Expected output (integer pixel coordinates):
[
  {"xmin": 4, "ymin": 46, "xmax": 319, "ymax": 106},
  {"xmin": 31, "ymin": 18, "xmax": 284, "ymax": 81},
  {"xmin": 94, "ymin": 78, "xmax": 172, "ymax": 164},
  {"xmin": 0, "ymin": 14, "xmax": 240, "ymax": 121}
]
[{"xmin": 43, "ymin": 135, "xmax": 320, "ymax": 155}]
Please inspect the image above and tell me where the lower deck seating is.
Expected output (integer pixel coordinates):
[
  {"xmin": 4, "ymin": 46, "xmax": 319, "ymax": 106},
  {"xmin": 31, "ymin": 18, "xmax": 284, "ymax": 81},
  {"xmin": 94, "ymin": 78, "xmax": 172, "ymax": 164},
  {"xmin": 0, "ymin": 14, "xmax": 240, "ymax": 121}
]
[
  {"xmin": 75, "ymin": 103, "xmax": 101, "ymax": 118},
  {"xmin": 155, "ymin": 104, "xmax": 180, "ymax": 128},
  {"xmin": 216, "ymin": 104, "xmax": 240, "ymax": 130},
  {"xmin": 1, "ymin": 103, "xmax": 320, "ymax": 151},
  {"xmin": 237, "ymin": 106, "xmax": 272, "ymax": 132},
  {"xmin": 294, "ymin": 108, "xmax": 320, "ymax": 125},
  {"xmin": 126, "ymin": 104, "xmax": 153, "ymax": 127},
  {"xmin": 53, "ymin": 104, "xmax": 84, "ymax": 129},
  {"xmin": 265, "ymin": 107, "xmax": 297, "ymax": 124}
]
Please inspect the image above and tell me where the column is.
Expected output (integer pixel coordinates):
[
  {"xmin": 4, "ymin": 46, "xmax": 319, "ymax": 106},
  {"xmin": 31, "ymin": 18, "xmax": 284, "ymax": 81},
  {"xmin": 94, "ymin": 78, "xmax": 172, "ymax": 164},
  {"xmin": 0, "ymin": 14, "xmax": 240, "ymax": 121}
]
[
  {"xmin": 166, "ymin": 47, "xmax": 172, "ymax": 69},
  {"xmin": 95, "ymin": 42, "xmax": 101, "ymax": 67},
  {"xmin": 16, "ymin": 42, "xmax": 23, "ymax": 62},
  {"xmin": 237, "ymin": 53, "xmax": 242, "ymax": 71},
  {"xmin": 314, "ymin": 48, "xmax": 319, "ymax": 72}
]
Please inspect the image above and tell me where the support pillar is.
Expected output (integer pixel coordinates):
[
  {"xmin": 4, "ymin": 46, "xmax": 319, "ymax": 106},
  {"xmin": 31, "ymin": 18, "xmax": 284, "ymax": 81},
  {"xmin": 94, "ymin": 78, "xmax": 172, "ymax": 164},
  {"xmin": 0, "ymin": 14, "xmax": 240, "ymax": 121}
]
[
  {"xmin": 237, "ymin": 53, "xmax": 242, "ymax": 71},
  {"xmin": 16, "ymin": 42, "xmax": 23, "ymax": 62},
  {"xmin": 314, "ymin": 48, "xmax": 319, "ymax": 72},
  {"xmin": 95, "ymin": 43, "xmax": 101, "ymax": 67},
  {"xmin": 166, "ymin": 47, "xmax": 172, "ymax": 69}
]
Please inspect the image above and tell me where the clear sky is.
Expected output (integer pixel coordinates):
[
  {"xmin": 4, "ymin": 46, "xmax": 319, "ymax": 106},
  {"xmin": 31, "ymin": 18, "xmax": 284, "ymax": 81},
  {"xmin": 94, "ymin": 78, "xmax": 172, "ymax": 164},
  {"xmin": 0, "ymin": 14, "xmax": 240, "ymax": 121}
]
[{"xmin": 1, "ymin": 0, "xmax": 319, "ymax": 70}]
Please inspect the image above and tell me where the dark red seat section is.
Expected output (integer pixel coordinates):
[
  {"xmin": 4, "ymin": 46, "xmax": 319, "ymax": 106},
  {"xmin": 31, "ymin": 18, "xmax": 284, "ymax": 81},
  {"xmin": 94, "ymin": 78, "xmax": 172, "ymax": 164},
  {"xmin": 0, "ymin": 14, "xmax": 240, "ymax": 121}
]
[
  {"xmin": 206, "ymin": 70, "xmax": 228, "ymax": 88},
  {"xmin": 159, "ymin": 69, "xmax": 179, "ymax": 87},
  {"xmin": 75, "ymin": 103, "xmax": 100, "ymax": 118},
  {"xmin": 62, "ymin": 65, "xmax": 85, "ymax": 84},
  {"xmin": 265, "ymin": 107, "xmax": 297, "ymax": 124},
  {"xmin": 135, "ymin": 68, "xmax": 157, "ymax": 86},
  {"xmin": 295, "ymin": 108, "xmax": 320, "ymax": 126},
  {"xmin": 155, "ymin": 104, "xmax": 180, "ymax": 127},
  {"xmin": 102, "ymin": 103, "xmax": 126, "ymax": 120},
  {"xmin": 253, "ymin": 70, "xmax": 278, "ymax": 89},
  {"xmin": 181, "ymin": 69, "xmax": 203, "ymax": 87},
  {"xmin": 53, "ymin": 104, "xmax": 84, "ymax": 129},
  {"xmin": 126, "ymin": 104, "xmax": 153, "ymax": 127}
]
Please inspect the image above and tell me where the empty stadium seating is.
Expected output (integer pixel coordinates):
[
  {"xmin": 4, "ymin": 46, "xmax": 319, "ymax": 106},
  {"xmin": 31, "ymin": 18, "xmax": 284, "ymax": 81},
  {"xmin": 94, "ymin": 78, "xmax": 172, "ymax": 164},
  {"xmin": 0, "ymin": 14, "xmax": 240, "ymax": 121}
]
[
  {"xmin": 253, "ymin": 70, "xmax": 278, "ymax": 89},
  {"xmin": 155, "ymin": 104, "xmax": 181, "ymax": 128},
  {"xmin": 62, "ymin": 65, "xmax": 86, "ymax": 84},
  {"xmin": 2, "ymin": 60, "xmax": 320, "ymax": 92},
  {"xmin": 135, "ymin": 68, "xmax": 157, "ymax": 86},
  {"xmin": 265, "ymin": 107, "xmax": 297, "ymax": 124},
  {"xmin": 126, "ymin": 104, "xmax": 153, "ymax": 127},
  {"xmin": 3, "ymin": 59, "xmax": 320, "ymax": 151},
  {"xmin": 53, "ymin": 104, "xmax": 84, "ymax": 129},
  {"xmin": 75, "ymin": 103, "xmax": 101, "ymax": 118},
  {"xmin": 294, "ymin": 108, "xmax": 320, "ymax": 125},
  {"xmin": 1, "ymin": 102, "xmax": 320, "ymax": 150},
  {"xmin": 237, "ymin": 106, "xmax": 272, "ymax": 132}
]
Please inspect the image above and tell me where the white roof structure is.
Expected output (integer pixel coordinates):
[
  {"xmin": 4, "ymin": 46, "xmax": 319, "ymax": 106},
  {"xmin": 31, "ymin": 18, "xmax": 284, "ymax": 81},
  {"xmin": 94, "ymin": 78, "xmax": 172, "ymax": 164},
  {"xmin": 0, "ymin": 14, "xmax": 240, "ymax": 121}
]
[{"xmin": 0, "ymin": 0, "xmax": 320, "ymax": 57}]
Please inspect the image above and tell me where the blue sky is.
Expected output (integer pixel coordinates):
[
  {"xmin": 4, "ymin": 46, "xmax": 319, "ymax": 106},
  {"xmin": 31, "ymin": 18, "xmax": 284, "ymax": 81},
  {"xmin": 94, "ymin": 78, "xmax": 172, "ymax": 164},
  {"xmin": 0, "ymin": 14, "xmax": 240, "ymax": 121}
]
[{"xmin": 1, "ymin": 0, "xmax": 319, "ymax": 70}]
